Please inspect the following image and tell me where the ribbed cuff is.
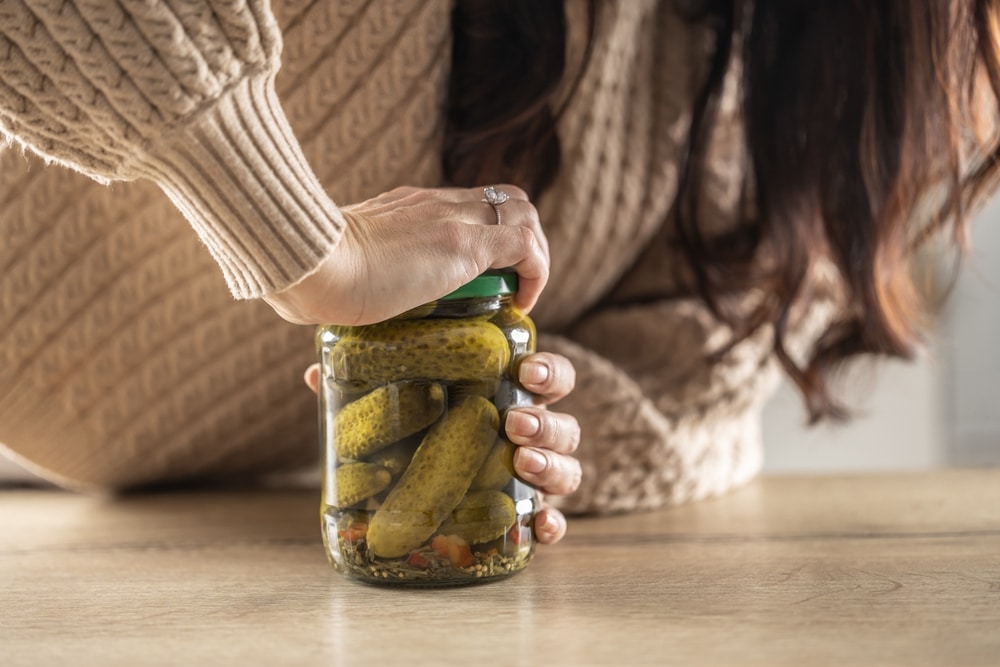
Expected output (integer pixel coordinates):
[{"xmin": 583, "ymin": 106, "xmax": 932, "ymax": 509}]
[{"xmin": 138, "ymin": 73, "xmax": 344, "ymax": 299}]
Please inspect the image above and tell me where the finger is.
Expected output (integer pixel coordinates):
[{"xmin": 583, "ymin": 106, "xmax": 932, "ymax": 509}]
[
  {"xmin": 299, "ymin": 206, "xmax": 548, "ymax": 323},
  {"xmin": 351, "ymin": 186, "xmax": 549, "ymax": 312},
  {"xmin": 517, "ymin": 352, "xmax": 576, "ymax": 405},
  {"xmin": 505, "ymin": 407, "xmax": 581, "ymax": 455},
  {"xmin": 475, "ymin": 223, "xmax": 548, "ymax": 313},
  {"xmin": 377, "ymin": 214, "xmax": 548, "ymax": 314},
  {"xmin": 513, "ymin": 447, "xmax": 582, "ymax": 497},
  {"xmin": 452, "ymin": 186, "xmax": 549, "ymax": 260},
  {"xmin": 480, "ymin": 190, "xmax": 548, "ymax": 259},
  {"xmin": 534, "ymin": 505, "xmax": 567, "ymax": 545},
  {"xmin": 303, "ymin": 363, "xmax": 320, "ymax": 394}
]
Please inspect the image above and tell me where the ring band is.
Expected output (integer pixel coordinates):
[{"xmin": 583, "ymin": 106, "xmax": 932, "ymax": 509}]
[{"xmin": 482, "ymin": 185, "xmax": 509, "ymax": 225}]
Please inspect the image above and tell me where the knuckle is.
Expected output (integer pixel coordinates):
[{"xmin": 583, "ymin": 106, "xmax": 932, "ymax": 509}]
[
  {"xmin": 441, "ymin": 220, "xmax": 474, "ymax": 252},
  {"xmin": 538, "ymin": 411, "xmax": 561, "ymax": 448},
  {"xmin": 520, "ymin": 200, "xmax": 542, "ymax": 226},
  {"xmin": 509, "ymin": 199, "xmax": 539, "ymax": 224},
  {"xmin": 566, "ymin": 419, "xmax": 582, "ymax": 453},
  {"xmin": 568, "ymin": 459, "xmax": 582, "ymax": 493},
  {"xmin": 559, "ymin": 359, "xmax": 577, "ymax": 393},
  {"xmin": 512, "ymin": 223, "xmax": 537, "ymax": 249},
  {"xmin": 500, "ymin": 184, "xmax": 529, "ymax": 200},
  {"xmin": 525, "ymin": 406, "xmax": 579, "ymax": 454},
  {"xmin": 551, "ymin": 456, "xmax": 582, "ymax": 495}
]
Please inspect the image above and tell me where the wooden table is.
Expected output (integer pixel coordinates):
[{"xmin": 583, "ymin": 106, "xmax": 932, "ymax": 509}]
[{"xmin": 1, "ymin": 469, "xmax": 998, "ymax": 666}]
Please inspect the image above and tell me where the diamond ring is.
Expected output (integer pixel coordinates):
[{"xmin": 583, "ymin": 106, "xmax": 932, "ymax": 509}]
[{"xmin": 482, "ymin": 186, "xmax": 509, "ymax": 225}]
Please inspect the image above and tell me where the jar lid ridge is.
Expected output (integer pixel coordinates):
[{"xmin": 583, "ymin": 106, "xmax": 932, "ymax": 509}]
[{"xmin": 439, "ymin": 269, "xmax": 518, "ymax": 301}]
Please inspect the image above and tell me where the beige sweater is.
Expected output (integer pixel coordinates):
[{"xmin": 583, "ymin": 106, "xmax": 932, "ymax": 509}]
[{"xmin": 0, "ymin": 1, "xmax": 840, "ymax": 512}]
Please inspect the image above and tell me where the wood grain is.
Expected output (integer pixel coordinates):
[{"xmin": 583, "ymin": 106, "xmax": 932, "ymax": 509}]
[{"xmin": 1, "ymin": 469, "xmax": 998, "ymax": 666}]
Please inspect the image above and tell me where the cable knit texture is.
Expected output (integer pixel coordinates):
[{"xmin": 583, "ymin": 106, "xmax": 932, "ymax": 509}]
[
  {"xmin": 0, "ymin": 0, "xmax": 342, "ymax": 297},
  {"xmin": 0, "ymin": 1, "xmax": 843, "ymax": 511}
]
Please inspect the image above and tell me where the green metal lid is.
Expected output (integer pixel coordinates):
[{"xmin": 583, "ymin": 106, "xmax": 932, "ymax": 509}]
[{"xmin": 440, "ymin": 269, "xmax": 518, "ymax": 301}]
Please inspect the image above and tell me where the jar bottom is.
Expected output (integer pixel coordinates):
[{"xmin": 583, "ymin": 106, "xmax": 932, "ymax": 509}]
[{"xmin": 321, "ymin": 506, "xmax": 536, "ymax": 587}]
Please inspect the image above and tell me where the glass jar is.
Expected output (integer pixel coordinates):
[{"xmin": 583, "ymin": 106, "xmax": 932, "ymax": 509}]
[{"xmin": 317, "ymin": 270, "xmax": 539, "ymax": 586}]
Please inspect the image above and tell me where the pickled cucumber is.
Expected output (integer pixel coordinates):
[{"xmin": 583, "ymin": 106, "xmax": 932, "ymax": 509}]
[
  {"xmin": 335, "ymin": 462, "xmax": 392, "ymax": 507},
  {"xmin": 330, "ymin": 319, "xmax": 510, "ymax": 384},
  {"xmin": 470, "ymin": 438, "xmax": 515, "ymax": 491},
  {"xmin": 367, "ymin": 395, "xmax": 499, "ymax": 558},
  {"xmin": 438, "ymin": 490, "xmax": 517, "ymax": 544},
  {"xmin": 334, "ymin": 382, "xmax": 444, "ymax": 460},
  {"xmin": 364, "ymin": 438, "xmax": 419, "ymax": 477}
]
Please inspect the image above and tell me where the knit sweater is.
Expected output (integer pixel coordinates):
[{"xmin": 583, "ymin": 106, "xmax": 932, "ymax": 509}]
[{"xmin": 0, "ymin": 1, "xmax": 841, "ymax": 512}]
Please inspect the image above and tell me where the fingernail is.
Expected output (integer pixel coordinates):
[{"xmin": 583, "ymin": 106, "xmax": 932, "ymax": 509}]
[
  {"xmin": 519, "ymin": 361, "xmax": 549, "ymax": 387},
  {"xmin": 516, "ymin": 448, "xmax": 547, "ymax": 474},
  {"xmin": 506, "ymin": 411, "xmax": 540, "ymax": 437}
]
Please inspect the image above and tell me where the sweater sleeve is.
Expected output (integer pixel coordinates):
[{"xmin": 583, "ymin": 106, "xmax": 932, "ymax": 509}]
[
  {"xmin": 0, "ymin": 0, "xmax": 344, "ymax": 298},
  {"xmin": 541, "ymin": 259, "xmax": 845, "ymax": 515},
  {"xmin": 538, "ymin": 310, "xmax": 776, "ymax": 515}
]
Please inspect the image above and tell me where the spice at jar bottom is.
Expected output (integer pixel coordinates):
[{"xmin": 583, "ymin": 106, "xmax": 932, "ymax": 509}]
[{"xmin": 316, "ymin": 270, "xmax": 540, "ymax": 586}]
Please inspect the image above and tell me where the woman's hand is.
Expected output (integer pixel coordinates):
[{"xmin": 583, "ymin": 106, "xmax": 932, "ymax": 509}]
[
  {"xmin": 303, "ymin": 351, "xmax": 581, "ymax": 546},
  {"xmin": 505, "ymin": 351, "xmax": 581, "ymax": 545},
  {"xmin": 265, "ymin": 185, "xmax": 549, "ymax": 326}
]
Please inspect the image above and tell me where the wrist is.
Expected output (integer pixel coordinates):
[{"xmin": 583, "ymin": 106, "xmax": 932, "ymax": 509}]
[{"xmin": 137, "ymin": 74, "xmax": 345, "ymax": 299}]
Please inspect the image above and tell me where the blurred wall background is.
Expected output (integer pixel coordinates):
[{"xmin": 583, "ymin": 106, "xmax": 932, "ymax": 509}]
[{"xmin": 764, "ymin": 196, "xmax": 1000, "ymax": 471}]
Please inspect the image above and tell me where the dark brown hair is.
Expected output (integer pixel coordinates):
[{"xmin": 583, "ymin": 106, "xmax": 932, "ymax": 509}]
[
  {"xmin": 444, "ymin": 0, "xmax": 1000, "ymax": 421},
  {"xmin": 443, "ymin": 0, "xmax": 572, "ymax": 198}
]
